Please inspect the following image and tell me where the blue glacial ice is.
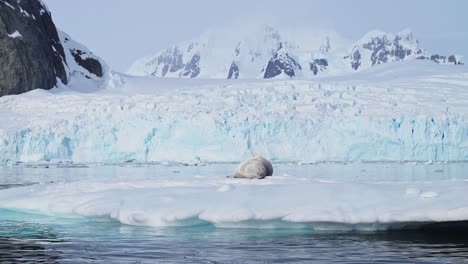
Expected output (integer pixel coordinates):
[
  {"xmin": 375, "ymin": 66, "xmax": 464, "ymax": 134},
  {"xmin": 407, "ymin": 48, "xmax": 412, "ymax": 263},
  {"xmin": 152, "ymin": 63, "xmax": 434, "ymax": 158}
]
[{"xmin": 0, "ymin": 63, "xmax": 468, "ymax": 164}]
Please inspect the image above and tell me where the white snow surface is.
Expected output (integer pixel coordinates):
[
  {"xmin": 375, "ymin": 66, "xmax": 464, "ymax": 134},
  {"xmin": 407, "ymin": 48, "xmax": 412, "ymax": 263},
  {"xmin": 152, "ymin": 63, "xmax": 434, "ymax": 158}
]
[
  {"xmin": 0, "ymin": 60, "xmax": 468, "ymax": 163},
  {"xmin": 1, "ymin": 172, "xmax": 468, "ymax": 230},
  {"xmin": 7, "ymin": 30, "xmax": 22, "ymax": 38}
]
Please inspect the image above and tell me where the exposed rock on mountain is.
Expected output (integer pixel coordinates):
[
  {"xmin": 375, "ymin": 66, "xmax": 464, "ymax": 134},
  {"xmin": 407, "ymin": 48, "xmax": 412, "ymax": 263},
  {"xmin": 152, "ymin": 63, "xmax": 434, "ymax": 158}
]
[
  {"xmin": 0, "ymin": 0, "xmax": 105, "ymax": 96},
  {"xmin": 179, "ymin": 53, "xmax": 200, "ymax": 78},
  {"xmin": 227, "ymin": 62, "xmax": 239, "ymax": 79},
  {"xmin": 128, "ymin": 25, "xmax": 289, "ymax": 79},
  {"xmin": 263, "ymin": 45, "xmax": 302, "ymax": 79},
  {"xmin": 71, "ymin": 49, "xmax": 103, "ymax": 78},
  {"xmin": 347, "ymin": 48, "xmax": 362, "ymax": 70},
  {"xmin": 129, "ymin": 26, "xmax": 464, "ymax": 80},
  {"xmin": 345, "ymin": 30, "xmax": 423, "ymax": 70},
  {"xmin": 59, "ymin": 30, "xmax": 106, "ymax": 81},
  {"xmin": 0, "ymin": 0, "xmax": 67, "ymax": 96},
  {"xmin": 154, "ymin": 46, "xmax": 184, "ymax": 77},
  {"xmin": 417, "ymin": 54, "xmax": 464, "ymax": 65},
  {"xmin": 310, "ymin": 59, "xmax": 328, "ymax": 75}
]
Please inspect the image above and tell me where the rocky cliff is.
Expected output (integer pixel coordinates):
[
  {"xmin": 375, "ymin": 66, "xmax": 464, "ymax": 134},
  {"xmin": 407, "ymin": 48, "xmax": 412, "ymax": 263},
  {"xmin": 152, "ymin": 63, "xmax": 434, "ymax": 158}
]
[
  {"xmin": 0, "ymin": 0, "xmax": 104, "ymax": 96},
  {"xmin": 0, "ymin": 0, "xmax": 67, "ymax": 96}
]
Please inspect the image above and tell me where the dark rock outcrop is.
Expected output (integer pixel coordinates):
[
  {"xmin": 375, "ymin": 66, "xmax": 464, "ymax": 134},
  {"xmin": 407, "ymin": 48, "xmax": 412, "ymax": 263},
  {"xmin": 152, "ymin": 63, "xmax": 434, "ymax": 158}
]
[
  {"xmin": 179, "ymin": 53, "xmax": 200, "ymax": 78},
  {"xmin": 346, "ymin": 31, "xmax": 424, "ymax": 70},
  {"xmin": 152, "ymin": 47, "xmax": 200, "ymax": 78},
  {"xmin": 131, "ymin": 26, "xmax": 464, "ymax": 79},
  {"xmin": 155, "ymin": 46, "xmax": 185, "ymax": 77},
  {"xmin": 0, "ymin": 0, "xmax": 67, "ymax": 96},
  {"xmin": 416, "ymin": 54, "xmax": 463, "ymax": 65},
  {"xmin": 70, "ymin": 49, "xmax": 103, "ymax": 77},
  {"xmin": 347, "ymin": 47, "xmax": 362, "ymax": 70},
  {"xmin": 310, "ymin": 59, "xmax": 328, "ymax": 75},
  {"xmin": 430, "ymin": 54, "xmax": 463, "ymax": 65},
  {"xmin": 227, "ymin": 62, "xmax": 239, "ymax": 79},
  {"xmin": 362, "ymin": 32, "xmax": 422, "ymax": 66},
  {"xmin": 263, "ymin": 47, "xmax": 302, "ymax": 79}
]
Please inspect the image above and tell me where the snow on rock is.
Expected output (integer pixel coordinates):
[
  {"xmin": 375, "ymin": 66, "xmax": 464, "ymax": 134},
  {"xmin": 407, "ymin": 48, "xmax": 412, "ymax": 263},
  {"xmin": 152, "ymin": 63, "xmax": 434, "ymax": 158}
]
[
  {"xmin": 128, "ymin": 25, "xmax": 463, "ymax": 79},
  {"xmin": 58, "ymin": 30, "xmax": 107, "ymax": 82},
  {"xmin": 347, "ymin": 29, "xmax": 464, "ymax": 69},
  {"xmin": 0, "ymin": 0, "xmax": 15, "ymax": 10},
  {"xmin": 128, "ymin": 25, "xmax": 351, "ymax": 79},
  {"xmin": 0, "ymin": 60, "xmax": 467, "ymax": 164},
  {"xmin": 0, "ymin": 174, "xmax": 467, "ymax": 229},
  {"xmin": 345, "ymin": 29, "xmax": 423, "ymax": 70},
  {"xmin": 7, "ymin": 30, "xmax": 22, "ymax": 38},
  {"xmin": 262, "ymin": 43, "xmax": 302, "ymax": 79}
]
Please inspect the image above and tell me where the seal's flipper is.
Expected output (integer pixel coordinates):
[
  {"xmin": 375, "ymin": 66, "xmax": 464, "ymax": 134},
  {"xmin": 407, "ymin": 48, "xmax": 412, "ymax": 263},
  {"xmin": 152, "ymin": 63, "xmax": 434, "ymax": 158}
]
[
  {"xmin": 229, "ymin": 173, "xmax": 258, "ymax": 179},
  {"xmin": 243, "ymin": 173, "xmax": 261, "ymax": 179}
]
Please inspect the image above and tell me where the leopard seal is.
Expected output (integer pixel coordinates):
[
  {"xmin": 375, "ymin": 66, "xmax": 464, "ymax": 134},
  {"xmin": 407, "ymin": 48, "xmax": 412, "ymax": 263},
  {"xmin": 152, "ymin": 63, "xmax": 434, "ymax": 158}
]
[{"xmin": 229, "ymin": 155, "xmax": 273, "ymax": 179}]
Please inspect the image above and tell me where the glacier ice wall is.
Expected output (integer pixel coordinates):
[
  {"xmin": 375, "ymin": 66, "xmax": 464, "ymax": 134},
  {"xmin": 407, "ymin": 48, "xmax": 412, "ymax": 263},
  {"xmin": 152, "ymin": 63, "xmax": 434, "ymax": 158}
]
[{"xmin": 0, "ymin": 72, "xmax": 468, "ymax": 163}]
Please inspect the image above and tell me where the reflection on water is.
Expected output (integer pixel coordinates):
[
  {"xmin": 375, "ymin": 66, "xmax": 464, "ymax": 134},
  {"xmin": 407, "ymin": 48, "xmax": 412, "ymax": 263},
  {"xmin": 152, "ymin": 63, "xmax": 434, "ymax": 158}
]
[
  {"xmin": 0, "ymin": 221, "xmax": 62, "ymax": 264},
  {"xmin": 1, "ymin": 220, "xmax": 468, "ymax": 263}
]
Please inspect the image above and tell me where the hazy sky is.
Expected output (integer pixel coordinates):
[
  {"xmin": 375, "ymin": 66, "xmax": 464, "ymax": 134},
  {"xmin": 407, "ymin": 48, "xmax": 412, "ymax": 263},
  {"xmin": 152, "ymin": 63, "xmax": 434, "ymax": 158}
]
[{"xmin": 44, "ymin": 0, "xmax": 467, "ymax": 72}]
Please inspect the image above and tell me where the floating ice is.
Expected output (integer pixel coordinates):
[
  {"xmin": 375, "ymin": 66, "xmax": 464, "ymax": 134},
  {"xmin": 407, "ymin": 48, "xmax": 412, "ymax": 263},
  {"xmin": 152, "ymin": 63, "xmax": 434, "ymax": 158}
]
[{"xmin": 0, "ymin": 173, "xmax": 467, "ymax": 230}]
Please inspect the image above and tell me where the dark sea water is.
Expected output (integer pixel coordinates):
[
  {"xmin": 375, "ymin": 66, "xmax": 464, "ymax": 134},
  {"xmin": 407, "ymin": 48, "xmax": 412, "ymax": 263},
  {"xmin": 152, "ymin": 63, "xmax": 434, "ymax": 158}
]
[
  {"xmin": 1, "ymin": 162, "xmax": 468, "ymax": 263},
  {"xmin": 1, "ymin": 219, "xmax": 468, "ymax": 264}
]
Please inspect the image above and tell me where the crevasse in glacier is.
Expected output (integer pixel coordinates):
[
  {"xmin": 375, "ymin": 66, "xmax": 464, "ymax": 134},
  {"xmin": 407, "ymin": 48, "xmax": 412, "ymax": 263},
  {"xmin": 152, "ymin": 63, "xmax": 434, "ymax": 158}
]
[{"xmin": 0, "ymin": 61, "xmax": 467, "ymax": 163}]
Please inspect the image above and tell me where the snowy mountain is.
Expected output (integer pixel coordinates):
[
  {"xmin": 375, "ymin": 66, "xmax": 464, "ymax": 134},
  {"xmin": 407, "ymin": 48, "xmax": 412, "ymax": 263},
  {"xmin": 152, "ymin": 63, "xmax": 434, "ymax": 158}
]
[
  {"xmin": 128, "ymin": 26, "xmax": 463, "ymax": 79},
  {"xmin": 58, "ymin": 30, "xmax": 107, "ymax": 84},
  {"xmin": 345, "ymin": 29, "xmax": 423, "ymax": 70}
]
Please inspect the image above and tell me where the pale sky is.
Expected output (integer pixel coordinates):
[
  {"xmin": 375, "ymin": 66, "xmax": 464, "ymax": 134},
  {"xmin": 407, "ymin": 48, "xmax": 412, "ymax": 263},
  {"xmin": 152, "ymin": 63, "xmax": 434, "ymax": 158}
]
[{"xmin": 43, "ymin": 0, "xmax": 467, "ymax": 72}]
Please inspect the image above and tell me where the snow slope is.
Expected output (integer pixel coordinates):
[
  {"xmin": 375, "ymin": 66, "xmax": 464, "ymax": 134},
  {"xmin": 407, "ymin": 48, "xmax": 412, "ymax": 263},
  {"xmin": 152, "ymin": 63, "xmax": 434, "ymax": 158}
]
[
  {"xmin": 0, "ymin": 60, "xmax": 467, "ymax": 163},
  {"xmin": 57, "ymin": 29, "xmax": 108, "ymax": 92}
]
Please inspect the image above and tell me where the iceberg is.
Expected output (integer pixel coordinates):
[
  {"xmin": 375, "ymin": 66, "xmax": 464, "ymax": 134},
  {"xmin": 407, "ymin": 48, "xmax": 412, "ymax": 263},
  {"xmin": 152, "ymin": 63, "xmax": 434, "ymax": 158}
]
[{"xmin": 1, "ymin": 167, "xmax": 468, "ymax": 230}]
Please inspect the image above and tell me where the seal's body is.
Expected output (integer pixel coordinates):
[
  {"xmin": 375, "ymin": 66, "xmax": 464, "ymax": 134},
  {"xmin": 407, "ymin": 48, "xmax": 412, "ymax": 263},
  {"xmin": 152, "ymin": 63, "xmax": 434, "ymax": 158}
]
[{"xmin": 229, "ymin": 155, "xmax": 273, "ymax": 179}]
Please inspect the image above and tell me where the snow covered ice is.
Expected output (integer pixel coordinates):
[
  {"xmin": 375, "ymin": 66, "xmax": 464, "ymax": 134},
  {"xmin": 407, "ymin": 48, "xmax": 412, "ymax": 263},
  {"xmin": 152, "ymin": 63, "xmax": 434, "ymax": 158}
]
[
  {"xmin": 1, "ymin": 162, "xmax": 468, "ymax": 230},
  {"xmin": 0, "ymin": 60, "xmax": 467, "ymax": 164}
]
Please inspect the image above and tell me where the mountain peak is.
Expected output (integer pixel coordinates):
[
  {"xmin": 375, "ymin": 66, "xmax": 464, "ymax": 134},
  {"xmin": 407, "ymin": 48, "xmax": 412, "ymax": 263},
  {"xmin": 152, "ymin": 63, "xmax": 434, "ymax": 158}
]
[{"xmin": 128, "ymin": 26, "xmax": 462, "ymax": 79}]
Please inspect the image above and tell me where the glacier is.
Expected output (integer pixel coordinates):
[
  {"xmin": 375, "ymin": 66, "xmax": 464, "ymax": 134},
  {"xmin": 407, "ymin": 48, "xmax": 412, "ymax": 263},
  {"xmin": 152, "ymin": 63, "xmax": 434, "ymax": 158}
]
[{"xmin": 0, "ymin": 60, "xmax": 468, "ymax": 164}]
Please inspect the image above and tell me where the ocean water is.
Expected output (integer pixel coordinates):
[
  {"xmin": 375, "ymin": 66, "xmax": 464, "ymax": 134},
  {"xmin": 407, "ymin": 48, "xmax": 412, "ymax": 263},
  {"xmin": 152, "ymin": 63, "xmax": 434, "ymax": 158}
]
[{"xmin": 1, "ymin": 162, "xmax": 468, "ymax": 263}]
